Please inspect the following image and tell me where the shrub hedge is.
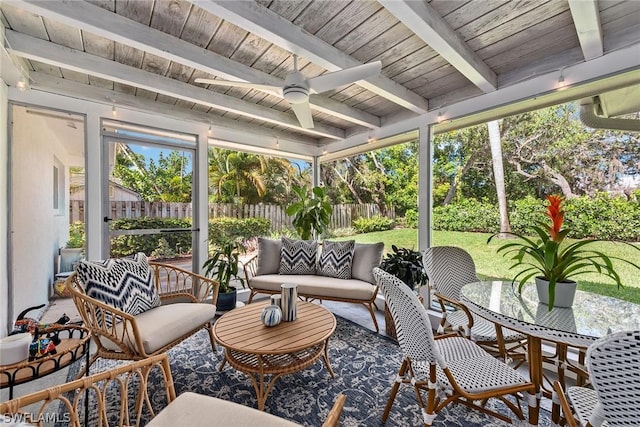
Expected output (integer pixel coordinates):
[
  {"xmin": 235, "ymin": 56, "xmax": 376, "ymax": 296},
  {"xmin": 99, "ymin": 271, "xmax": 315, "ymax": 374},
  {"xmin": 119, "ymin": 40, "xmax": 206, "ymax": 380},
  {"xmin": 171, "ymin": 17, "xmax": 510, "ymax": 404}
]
[
  {"xmin": 110, "ymin": 217, "xmax": 271, "ymax": 257},
  {"xmin": 432, "ymin": 193, "xmax": 640, "ymax": 242},
  {"xmin": 353, "ymin": 215, "xmax": 394, "ymax": 233}
]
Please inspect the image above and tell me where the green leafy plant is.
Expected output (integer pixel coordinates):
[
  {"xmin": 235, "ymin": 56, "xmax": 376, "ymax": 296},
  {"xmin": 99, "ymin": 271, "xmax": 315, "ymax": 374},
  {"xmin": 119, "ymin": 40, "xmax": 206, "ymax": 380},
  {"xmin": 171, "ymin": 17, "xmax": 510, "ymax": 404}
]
[
  {"xmin": 202, "ymin": 239, "xmax": 246, "ymax": 294},
  {"xmin": 489, "ymin": 195, "xmax": 640, "ymax": 310},
  {"xmin": 379, "ymin": 245, "xmax": 428, "ymax": 290},
  {"xmin": 285, "ymin": 185, "xmax": 333, "ymax": 240},
  {"xmin": 66, "ymin": 222, "xmax": 86, "ymax": 249}
]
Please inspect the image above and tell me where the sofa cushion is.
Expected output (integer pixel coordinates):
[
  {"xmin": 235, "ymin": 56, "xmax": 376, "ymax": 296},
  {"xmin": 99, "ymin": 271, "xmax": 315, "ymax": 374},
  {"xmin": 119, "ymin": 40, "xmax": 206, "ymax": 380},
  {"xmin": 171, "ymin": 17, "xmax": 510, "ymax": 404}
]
[
  {"xmin": 257, "ymin": 237, "xmax": 282, "ymax": 275},
  {"xmin": 250, "ymin": 274, "xmax": 376, "ymax": 301},
  {"xmin": 147, "ymin": 392, "xmax": 302, "ymax": 427},
  {"xmin": 279, "ymin": 237, "xmax": 317, "ymax": 275},
  {"xmin": 318, "ymin": 240, "xmax": 355, "ymax": 279},
  {"xmin": 351, "ymin": 242, "xmax": 384, "ymax": 285},
  {"xmin": 100, "ymin": 303, "xmax": 217, "ymax": 354},
  {"xmin": 77, "ymin": 252, "xmax": 160, "ymax": 327}
]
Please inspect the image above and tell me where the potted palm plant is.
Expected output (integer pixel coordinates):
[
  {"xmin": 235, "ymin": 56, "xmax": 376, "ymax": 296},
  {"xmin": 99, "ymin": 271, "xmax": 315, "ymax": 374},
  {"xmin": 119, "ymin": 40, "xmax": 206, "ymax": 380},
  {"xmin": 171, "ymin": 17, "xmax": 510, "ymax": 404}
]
[
  {"xmin": 489, "ymin": 195, "xmax": 640, "ymax": 310},
  {"xmin": 202, "ymin": 239, "xmax": 246, "ymax": 311}
]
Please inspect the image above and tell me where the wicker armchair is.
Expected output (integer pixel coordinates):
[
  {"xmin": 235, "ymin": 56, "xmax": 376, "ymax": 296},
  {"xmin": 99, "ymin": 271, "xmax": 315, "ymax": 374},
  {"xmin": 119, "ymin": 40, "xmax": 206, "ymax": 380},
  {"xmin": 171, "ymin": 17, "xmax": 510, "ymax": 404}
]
[
  {"xmin": 553, "ymin": 329, "xmax": 640, "ymax": 427},
  {"xmin": 66, "ymin": 261, "xmax": 220, "ymax": 371},
  {"xmin": 374, "ymin": 268, "xmax": 537, "ymax": 426},
  {"xmin": 423, "ymin": 246, "xmax": 527, "ymax": 362},
  {"xmin": 0, "ymin": 354, "xmax": 346, "ymax": 427}
]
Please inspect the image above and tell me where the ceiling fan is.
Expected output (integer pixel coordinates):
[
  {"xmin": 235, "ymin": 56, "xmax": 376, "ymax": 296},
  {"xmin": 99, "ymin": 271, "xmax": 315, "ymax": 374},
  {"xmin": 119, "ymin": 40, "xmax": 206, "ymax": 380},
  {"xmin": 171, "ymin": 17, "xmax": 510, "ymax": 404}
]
[{"xmin": 195, "ymin": 54, "xmax": 382, "ymax": 129}]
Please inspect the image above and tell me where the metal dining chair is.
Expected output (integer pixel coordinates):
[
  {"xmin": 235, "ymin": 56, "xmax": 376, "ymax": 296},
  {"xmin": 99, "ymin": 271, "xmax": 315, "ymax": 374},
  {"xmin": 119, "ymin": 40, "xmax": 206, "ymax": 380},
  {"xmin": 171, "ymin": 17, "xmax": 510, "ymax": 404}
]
[
  {"xmin": 422, "ymin": 246, "xmax": 527, "ymax": 362},
  {"xmin": 553, "ymin": 329, "xmax": 640, "ymax": 426},
  {"xmin": 374, "ymin": 268, "xmax": 537, "ymax": 426}
]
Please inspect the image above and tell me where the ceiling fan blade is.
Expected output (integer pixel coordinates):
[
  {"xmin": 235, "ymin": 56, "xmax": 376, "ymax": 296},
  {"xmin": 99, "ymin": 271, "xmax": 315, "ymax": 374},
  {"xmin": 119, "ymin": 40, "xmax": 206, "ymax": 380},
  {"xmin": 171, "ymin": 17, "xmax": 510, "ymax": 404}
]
[
  {"xmin": 194, "ymin": 78, "xmax": 281, "ymax": 94},
  {"xmin": 290, "ymin": 101, "xmax": 314, "ymax": 128},
  {"xmin": 309, "ymin": 61, "xmax": 382, "ymax": 94}
]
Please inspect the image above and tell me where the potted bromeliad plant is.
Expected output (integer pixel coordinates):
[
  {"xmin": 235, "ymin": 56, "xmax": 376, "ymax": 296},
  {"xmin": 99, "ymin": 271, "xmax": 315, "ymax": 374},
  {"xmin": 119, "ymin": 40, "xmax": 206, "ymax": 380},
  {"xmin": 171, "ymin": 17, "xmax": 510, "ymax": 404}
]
[
  {"xmin": 202, "ymin": 239, "xmax": 246, "ymax": 311},
  {"xmin": 489, "ymin": 195, "xmax": 640, "ymax": 310}
]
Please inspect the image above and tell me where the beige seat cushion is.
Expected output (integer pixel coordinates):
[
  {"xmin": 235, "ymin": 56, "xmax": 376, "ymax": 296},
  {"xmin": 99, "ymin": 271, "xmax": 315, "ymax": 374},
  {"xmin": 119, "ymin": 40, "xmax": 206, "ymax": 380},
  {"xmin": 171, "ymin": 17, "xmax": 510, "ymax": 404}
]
[
  {"xmin": 250, "ymin": 274, "xmax": 376, "ymax": 301},
  {"xmin": 147, "ymin": 392, "xmax": 302, "ymax": 427},
  {"xmin": 101, "ymin": 303, "xmax": 217, "ymax": 354}
]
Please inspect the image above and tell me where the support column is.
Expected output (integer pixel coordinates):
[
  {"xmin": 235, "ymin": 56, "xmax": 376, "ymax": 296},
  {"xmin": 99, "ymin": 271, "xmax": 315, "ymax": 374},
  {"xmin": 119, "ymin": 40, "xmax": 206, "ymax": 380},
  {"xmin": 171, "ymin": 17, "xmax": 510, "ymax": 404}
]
[
  {"xmin": 417, "ymin": 124, "xmax": 432, "ymax": 251},
  {"xmin": 85, "ymin": 112, "xmax": 103, "ymax": 260},
  {"xmin": 195, "ymin": 132, "xmax": 209, "ymax": 273},
  {"xmin": 312, "ymin": 156, "xmax": 321, "ymax": 187}
]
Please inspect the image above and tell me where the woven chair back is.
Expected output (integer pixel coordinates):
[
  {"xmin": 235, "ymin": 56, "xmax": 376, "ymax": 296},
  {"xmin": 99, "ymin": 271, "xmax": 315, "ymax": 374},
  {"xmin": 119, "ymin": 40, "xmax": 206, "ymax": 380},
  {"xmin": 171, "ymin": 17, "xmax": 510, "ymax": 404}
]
[
  {"xmin": 423, "ymin": 246, "xmax": 478, "ymax": 300},
  {"xmin": 374, "ymin": 268, "xmax": 443, "ymax": 366},
  {"xmin": 587, "ymin": 329, "xmax": 640, "ymax": 426}
]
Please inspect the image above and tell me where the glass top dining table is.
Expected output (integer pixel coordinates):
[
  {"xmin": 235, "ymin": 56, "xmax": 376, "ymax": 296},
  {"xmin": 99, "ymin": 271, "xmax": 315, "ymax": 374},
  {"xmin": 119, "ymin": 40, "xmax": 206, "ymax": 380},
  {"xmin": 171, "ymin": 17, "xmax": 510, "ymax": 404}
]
[
  {"xmin": 461, "ymin": 280, "xmax": 640, "ymax": 419},
  {"xmin": 461, "ymin": 280, "xmax": 640, "ymax": 349}
]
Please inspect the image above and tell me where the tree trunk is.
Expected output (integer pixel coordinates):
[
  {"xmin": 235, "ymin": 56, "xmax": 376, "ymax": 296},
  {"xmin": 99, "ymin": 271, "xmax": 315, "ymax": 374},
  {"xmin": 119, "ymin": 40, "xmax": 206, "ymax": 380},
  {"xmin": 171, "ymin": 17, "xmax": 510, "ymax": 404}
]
[{"xmin": 488, "ymin": 120, "xmax": 511, "ymax": 234}]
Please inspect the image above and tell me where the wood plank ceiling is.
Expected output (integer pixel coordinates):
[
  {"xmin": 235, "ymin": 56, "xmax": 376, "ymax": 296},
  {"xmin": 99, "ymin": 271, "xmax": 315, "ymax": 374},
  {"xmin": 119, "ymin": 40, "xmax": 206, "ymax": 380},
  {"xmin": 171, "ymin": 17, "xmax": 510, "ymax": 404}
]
[{"xmin": 1, "ymin": 0, "xmax": 639, "ymax": 157}]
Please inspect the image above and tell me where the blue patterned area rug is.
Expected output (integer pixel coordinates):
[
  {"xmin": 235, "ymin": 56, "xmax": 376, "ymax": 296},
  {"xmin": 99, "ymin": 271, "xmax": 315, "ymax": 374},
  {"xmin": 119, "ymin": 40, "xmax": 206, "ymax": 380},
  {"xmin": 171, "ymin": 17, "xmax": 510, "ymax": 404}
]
[{"xmin": 70, "ymin": 315, "xmax": 551, "ymax": 426}]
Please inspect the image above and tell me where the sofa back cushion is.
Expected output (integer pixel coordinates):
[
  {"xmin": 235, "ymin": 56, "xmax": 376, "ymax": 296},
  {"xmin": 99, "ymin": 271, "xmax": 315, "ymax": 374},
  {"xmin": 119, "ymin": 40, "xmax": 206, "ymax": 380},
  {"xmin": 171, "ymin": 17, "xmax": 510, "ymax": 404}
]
[
  {"xmin": 279, "ymin": 237, "xmax": 317, "ymax": 275},
  {"xmin": 318, "ymin": 240, "xmax": 355, "ymax": 279},
  {"xmin": 351, "ymin": 242, "xmax": 384, "ymax": 285},
  {"xmin": 76, "ymin": 252, "xmax": 161, "ymax": 326},
  {"xmin": 257, "ymin": 237, "xmax": 282, "ymax": 275}
]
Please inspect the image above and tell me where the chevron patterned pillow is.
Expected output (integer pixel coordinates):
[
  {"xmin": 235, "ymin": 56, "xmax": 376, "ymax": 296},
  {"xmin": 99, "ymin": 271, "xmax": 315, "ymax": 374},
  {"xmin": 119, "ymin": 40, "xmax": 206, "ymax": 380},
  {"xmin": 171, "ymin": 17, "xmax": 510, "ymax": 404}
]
[
  {"xmin": 319, "ymin": 240, "xmax": 355, "ymax": 279},
  {"xmin": 279, "ymin": 237, "xmax": 318, "ymax": 275},
  {"xmin": 77, "ymin": 253, "xmax": 161, "ymax": 326}
]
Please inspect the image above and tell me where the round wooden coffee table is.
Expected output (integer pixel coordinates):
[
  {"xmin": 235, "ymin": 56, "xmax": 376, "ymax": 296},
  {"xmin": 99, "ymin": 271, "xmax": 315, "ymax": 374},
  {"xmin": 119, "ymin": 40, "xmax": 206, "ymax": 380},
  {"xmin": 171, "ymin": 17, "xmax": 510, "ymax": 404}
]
[{"xmin": 213, "ymin": 300, "xmax": 336, "ymax": 410}]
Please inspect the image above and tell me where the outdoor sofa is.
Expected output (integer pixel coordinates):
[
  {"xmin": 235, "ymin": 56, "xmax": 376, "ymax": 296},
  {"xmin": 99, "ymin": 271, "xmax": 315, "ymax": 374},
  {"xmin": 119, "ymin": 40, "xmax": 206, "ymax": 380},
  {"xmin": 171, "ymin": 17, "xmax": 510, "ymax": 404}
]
[{"xmin": 243, "ymin": 237, "xmax": 384, "ymax": 332}]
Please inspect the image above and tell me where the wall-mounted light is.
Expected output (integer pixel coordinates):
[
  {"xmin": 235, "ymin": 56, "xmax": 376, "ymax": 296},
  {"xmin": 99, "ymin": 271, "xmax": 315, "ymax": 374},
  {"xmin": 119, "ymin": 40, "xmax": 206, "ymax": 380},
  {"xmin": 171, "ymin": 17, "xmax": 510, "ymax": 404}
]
[
  {"xmin": 368, "ymin": 133, "xmax": 376, "ymax": 144},
  {"xmin": 208, "ymin": 124, "xmax": 212, "ymax": 136},
  {"xmin": 16, "ymin": 76, "xmax": 28, "ymax": 92},
  {"xmin": 276, "ymin": 138, "xmax": 280, "ymax": 149},
  {"xmin": 557, "ymin": 68, "xmax": 567, "ymax": 90},
  {"xmin": 322, "ymin": 149, "xmax": 328, "ymax": 155},
  {"xmin": 111, "ymin": 102, "xmax": 117, "ymax": 116},
  {"xmin": 437, "ymin": 111, "xmax": 443, "ymax": 124}
]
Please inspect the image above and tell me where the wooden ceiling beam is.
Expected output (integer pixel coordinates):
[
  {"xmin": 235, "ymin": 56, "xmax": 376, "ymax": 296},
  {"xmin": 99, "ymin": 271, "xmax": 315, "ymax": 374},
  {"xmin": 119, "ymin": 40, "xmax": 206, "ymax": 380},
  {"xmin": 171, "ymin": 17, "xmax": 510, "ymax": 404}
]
[
  {"xmin": 28, "ymin": 71, "xmax": 321, "ymax": 154},
  {"xmin": 6, "ymin": 30, "xmax": 345, "ymax": 139},
  {"xmin": 379, "ymin": 0, "xmax": 497, "ymax": 93},
  {"xmin": 196, "ymin": 0, "xmax": 428, "ymax": 114},
  {"xmin": 568, "ymin": 0, "xmax": 603, "ymax": 60},
  {"xmin": 13, "ymin": 0, "xmax": 379, "ymax": 129}
]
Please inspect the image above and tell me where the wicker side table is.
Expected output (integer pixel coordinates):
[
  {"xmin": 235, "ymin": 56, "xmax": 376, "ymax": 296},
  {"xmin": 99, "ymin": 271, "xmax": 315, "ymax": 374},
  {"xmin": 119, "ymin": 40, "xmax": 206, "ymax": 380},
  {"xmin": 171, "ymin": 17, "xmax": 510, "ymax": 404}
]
[{"xmin": 0, "ymin": 324, "xmax": 91, "ymax": 399}]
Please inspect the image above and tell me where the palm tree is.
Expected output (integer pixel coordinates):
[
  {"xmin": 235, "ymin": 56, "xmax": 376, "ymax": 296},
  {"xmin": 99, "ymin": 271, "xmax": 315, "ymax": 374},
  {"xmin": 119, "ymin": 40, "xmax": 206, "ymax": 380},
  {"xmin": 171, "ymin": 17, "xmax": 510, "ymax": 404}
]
[{"xmin": 208, "ymin": 149, "xmax": 267, "ymax": 203}]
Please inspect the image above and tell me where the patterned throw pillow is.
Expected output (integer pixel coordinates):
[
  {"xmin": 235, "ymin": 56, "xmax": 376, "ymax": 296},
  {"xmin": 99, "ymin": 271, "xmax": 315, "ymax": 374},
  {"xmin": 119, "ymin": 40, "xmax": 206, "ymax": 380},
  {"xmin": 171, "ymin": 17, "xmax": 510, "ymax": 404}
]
[
  {"xmin": 76, "ymin": 253, "xmax": 161, "ymax": 326},
  {"xmin": 279, "ymin": 237, "xmax": 318, "ymax": 275},
  {"xmin": 319, "ymin": 240, "xmax": 355, "ymax": 279}
]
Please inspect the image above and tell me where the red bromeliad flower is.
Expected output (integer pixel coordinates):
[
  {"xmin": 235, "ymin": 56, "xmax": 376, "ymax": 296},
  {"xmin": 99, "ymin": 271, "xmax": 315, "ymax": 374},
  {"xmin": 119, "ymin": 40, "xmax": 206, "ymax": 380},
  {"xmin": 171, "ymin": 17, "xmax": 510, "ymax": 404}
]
[{"xmin": 546, "ymin": 195, "xmax": 564, "ymax": 242}]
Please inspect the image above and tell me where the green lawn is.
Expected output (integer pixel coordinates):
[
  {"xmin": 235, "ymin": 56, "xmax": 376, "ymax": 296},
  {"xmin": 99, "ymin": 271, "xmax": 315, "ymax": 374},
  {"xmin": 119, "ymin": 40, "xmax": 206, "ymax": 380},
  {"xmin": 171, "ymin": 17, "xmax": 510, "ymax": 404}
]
[{"xmin": 334, "ymin": 229, "xmax": 640, "ymax": 304}]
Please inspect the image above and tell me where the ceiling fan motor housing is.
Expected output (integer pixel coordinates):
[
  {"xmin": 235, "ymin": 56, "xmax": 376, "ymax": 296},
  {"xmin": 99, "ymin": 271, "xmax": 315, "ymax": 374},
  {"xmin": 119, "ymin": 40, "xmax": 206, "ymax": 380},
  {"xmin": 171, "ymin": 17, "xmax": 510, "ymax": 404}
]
[{"xmin": 283, "ymin": 71, "xmax": 309, "ymax": 104}]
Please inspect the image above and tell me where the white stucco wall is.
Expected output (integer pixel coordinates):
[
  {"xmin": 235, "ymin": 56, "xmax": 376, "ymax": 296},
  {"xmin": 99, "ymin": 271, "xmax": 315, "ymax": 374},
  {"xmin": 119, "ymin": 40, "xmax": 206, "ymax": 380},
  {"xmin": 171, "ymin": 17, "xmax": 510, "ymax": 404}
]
[
  {"xmin": 0, "ymin": 81, "xmax": 8, "ymax": 337},
  {"xmin": 10, "ymin": 106, "xmax": 72, "ymax": 321}
]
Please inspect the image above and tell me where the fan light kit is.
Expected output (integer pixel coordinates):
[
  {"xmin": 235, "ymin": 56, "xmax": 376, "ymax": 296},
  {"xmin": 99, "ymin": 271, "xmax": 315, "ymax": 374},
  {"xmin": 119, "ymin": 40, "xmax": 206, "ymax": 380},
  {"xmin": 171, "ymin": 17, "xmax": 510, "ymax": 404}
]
[{"xmin": 195, "ymin": 54, "xmax": 381, "ymax": 129}]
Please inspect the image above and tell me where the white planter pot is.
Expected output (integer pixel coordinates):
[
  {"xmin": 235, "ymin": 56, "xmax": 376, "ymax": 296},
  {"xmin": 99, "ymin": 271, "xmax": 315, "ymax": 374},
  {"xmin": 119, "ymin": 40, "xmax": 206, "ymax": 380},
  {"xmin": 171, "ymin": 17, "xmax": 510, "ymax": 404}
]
[
  {"xmin": 535, "ymin": 277, "xmax": 577, "ymax": 308},
  {"xmin": 0, "ymin": 333, "xmax": 32, "ymax": 366}
]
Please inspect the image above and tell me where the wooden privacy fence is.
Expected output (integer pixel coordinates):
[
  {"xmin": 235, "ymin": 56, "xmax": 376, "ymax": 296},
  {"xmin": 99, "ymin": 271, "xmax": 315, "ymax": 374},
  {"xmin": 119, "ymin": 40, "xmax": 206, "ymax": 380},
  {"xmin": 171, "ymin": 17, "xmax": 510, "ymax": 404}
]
[{"xmin": 70, "ymin": 201, "xmax": 395, "ymax": 233}]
